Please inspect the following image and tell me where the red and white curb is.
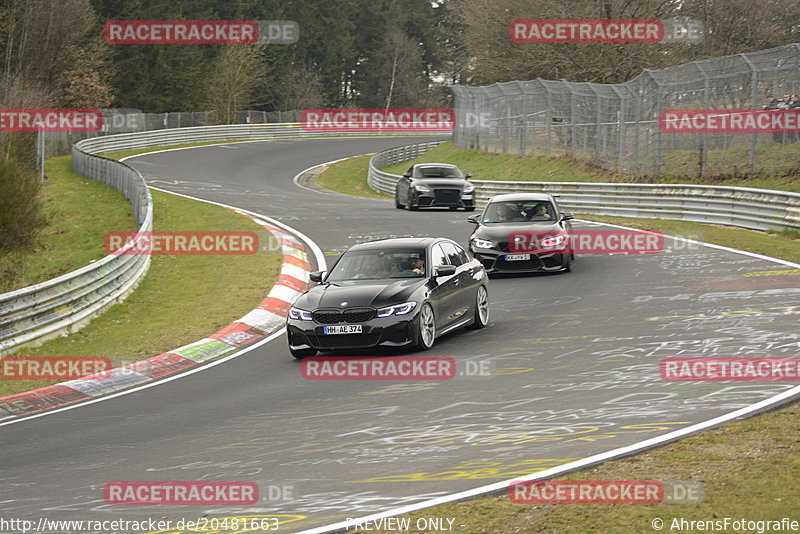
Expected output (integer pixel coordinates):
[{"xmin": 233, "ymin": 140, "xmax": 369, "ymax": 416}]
[{"xmin": 0, "ymin": 197, "xmax": 318, "ymax": 421}]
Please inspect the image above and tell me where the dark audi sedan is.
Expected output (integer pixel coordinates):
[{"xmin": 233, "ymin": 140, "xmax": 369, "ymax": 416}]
[
  {"xmin": 287, "ymin": 237, "xmax": 488, "ymax": 358},
  {"xmin": 395, "ymin": 163, "xmax": 476, "ymax": 211},
  {"xmin": 468, "ymin": 193, "xmax": 574, "ymax": 274}
]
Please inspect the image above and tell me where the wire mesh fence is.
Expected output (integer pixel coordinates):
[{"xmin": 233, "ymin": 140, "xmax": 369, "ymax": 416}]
[{"xmin": 451, "ymin": 43, "xmax": 800, "ymax": 178}]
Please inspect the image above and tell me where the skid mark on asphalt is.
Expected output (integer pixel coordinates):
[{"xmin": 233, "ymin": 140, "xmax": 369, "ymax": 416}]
[{"xmin": 349, "ymin": 459, "xmax": 581, "ymax": 482}]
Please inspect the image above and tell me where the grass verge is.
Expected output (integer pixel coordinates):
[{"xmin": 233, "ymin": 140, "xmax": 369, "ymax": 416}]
[
  {"xmin": 0, "ymin": 155, "xmax": 138, "ymax": 293},
  {"xmin": 1, "ymin": 164, "xmax": 281, "ymax": 398},
  {"xmin": 380, "ymin": 141, "xmax": 800, "ymax": 192},
  {"xmin": 316, "ymin": 155, "xmax": 391, "ymax": 199}
]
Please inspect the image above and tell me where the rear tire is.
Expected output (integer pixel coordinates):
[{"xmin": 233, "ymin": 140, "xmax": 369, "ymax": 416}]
[
  {"xmin": 465, "ymin": 206, "xmax": 476, "ymax": 212},
  {"xmin": 414, "ymin": 303, "xmax": 436, "ymax": 350}
]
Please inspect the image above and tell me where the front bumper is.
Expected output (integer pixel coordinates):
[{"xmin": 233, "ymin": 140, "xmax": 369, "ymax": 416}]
[
  {"xmin": 470, "ymin": 246, "xmax": 570, "ymax": 273},
  {"xmin": 287, "ymin": 317, "xmax": 416, "ymax": 351},
  {"xmin": 416, "ymin": 189, "xmax": 474, "ymax": 209}
]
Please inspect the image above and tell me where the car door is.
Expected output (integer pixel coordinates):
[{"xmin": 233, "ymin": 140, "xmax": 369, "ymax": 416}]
[
  {"xmin": 440, "ymin": 241, "xmax": 475, "ymax": 322},
  {"xmin": 427, "ymin": 242, "xmax": 460, "ymax": 329}
]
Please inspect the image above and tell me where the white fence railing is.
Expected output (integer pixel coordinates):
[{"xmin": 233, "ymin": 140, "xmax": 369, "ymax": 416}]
[{"xmin": 368, "ymin": 142, "xmax": 800, "ymax": 233}]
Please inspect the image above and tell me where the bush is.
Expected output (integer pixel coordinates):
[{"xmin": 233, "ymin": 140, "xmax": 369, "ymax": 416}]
[{"xmin": 0, "ymin": 156, "xmax": 46, "ymax": 250}]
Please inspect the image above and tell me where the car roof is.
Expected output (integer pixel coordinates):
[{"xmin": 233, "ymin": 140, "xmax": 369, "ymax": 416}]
[
  {"xmin": 488, "ymin": 192, "xmax": 555, "ymax": 202},
  {"xmin": 348, "ymin": 237, "xmax": 447, "ymax": 250}
]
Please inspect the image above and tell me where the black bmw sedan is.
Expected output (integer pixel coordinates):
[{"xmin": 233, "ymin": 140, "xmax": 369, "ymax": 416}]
[
  {"xmin": 286, "ymin": 237, "xmax": 489, "ymax": 358},
  {"xmin": 468, "ymin": 193, "xmax": 574, "ymax": 274},
  {"xmin": 395, "ymin": 163, "xmax": 476, "ymax": 211}
]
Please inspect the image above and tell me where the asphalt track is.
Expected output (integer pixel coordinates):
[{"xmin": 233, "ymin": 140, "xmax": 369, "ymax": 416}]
[{"xmin": 2, "ymin": 137, "xmax": 800, "ymax": 533}]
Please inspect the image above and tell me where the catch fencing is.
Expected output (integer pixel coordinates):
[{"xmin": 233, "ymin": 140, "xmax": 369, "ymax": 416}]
[
  {"xmin": 452, "ymin": 43, "xmax": 800, "ymax": 178},
  {"xmin": 368, "ymin": 142, "xmax": 800, "ymax": 232}
]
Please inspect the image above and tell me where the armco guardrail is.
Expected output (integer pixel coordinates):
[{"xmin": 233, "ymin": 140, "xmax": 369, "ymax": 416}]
[
  {"xmin": 0, "ymin": 149, "xmax": 153, "ymax": 353},
  {"xmin": 72, "ymin": 122, "xmax": 445, "ymax": 154},
  {"xmin": 4, "ymin": 124, "xmax": 449, "ymax": 353},
  {"xmin": 368, "ymin": 142, "xmax": 800, "ymax": 232}
]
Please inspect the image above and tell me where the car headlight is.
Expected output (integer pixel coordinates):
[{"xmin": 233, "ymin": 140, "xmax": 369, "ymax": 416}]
[
  {"xmin": 471, "ymin": 238, "xmax": 495, "ymax": 249},
  {"xmin": 413, "ymin": 184, "xmax": 431, "ymax": 192},
  {"xmin": 540, "ymin": 235, "xmax": 567, "ymax": 248},
  {"xmin": 463, "ymin": 184, "xmax": 475, "ymax": 193},
  {"xmin": 376, "ymin": 301, "xmax": 417, "ymax": 317},
  {"xmin": 288, "ymin": 306, "xmax": 313, "ymax": 321}
]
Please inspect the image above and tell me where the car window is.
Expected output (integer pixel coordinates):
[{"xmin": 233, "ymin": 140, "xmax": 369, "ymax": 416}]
[
  {"xmin": 430, "ymin": 244, "xmax": 449, "ymax": 268},
  {"xmin": 440, "ymin": 242, "xmax": 465, "ymax": 266},
  {"xmin": 483, "ymin": 200, "xmax": 555, "ymax": 222},
  {"xmin": 415, "ymin": 166, "xmax": 464, "ymax": 179},
  {"xmin": 326, "ymin": 248, "xmax": 427, "ymax": 281}
]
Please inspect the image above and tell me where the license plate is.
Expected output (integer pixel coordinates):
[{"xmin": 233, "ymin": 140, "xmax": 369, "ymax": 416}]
[
  {"xmin": 323, "ymin": 325, "xmax": 363, "ymax": 335},
  {"xmin": 505, "ymin": 254, "xmax": 531, "ymax": 261}
]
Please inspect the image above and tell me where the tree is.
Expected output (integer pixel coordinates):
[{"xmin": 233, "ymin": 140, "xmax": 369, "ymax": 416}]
[
  {"xmin": 0, "ymin": 0, "xmax": 114, "ymax": 106},
  {"xmin": 203, "ymin": 44, "xmax": 267, "ymax": 124},
  {"xmin": 265, "ymin": 65, "xmax": 326, "ymax": 111}
]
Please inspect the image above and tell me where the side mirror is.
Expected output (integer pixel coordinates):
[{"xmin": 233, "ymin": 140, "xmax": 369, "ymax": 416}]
[
  {"xmin": 435, "ymin": 265, "xmax": 457, "ymax": 277},
  {"xmin": 561, "ymin": 212, "xmax": 574, "ymax": 221},
  {"xmin": 467, "ymin": 214, "xmax": 480, "ymax": 224},
  {"xmin": 309, "ymin": 270, "xmax": 325, "ymax": 282},
  {"xmin": 465, "ymin": 173, "xmax": 472, "ymax": 178},
  {"xmin": 403, "ymin": 172, "xmax": 412, "ymax": 178}
]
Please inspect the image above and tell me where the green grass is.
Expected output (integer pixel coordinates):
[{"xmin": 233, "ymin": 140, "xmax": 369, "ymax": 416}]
[
  {"xmin": 354, "ymin": 398, "xmax": 800, "ymax": 533},
  {"xmin": 380, "ymin": 141, "xmax": 800, "ymax": 192},
  {"xmin": 0, "ymin": 156, "xmax": 138, "ymax": 293},
  {"xmin": 1, "ymin": 177, "xmax": 281, "ymax": 398},
  {"xmin": 316, "ymin": 155, "xmax": 392, "ymax": 199}
]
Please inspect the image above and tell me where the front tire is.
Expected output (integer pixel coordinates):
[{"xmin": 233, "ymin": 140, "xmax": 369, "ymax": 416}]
[
  {"xmin": 465, "ymin": 206, "xmax": 476, "ymax": 212},
  {"xmin": 467, "ymin": 285, "xmax": 489, "ymax": 329},
  {"xmin": 414, "ymin": 303, "xmax": 436, "ymax": 350},
  {"xmin": 395, "ymin": 188, "xmax": 405, "ymax": 209}
]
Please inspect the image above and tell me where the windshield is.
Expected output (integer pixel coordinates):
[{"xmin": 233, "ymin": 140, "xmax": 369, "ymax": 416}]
[
  {"xmin": 326, "ymin": 248, "xmax": 427, "ymax": 281},
  {"xmin": 483, "ymin": 201, "xmax": 556, "ymax": 223},
  {"xmin": 415, "ymin": 166, "xmax": 464, "ymax": 179}
]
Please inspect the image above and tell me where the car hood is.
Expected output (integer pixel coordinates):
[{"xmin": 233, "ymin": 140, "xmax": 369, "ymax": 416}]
[
  {"xmin": 296, "ymin": 279, "xmax": 424, "ymax": 310},
  {"xmin": 472, "ymin": 221, "xmax": 565, "ymax": 242},
  {"xmin": 414, "ymin": 178, "xmax": 470, "ymax": 189}
]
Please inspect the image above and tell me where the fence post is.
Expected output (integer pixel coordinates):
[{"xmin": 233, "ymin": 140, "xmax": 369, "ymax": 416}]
[{"xmin": 740, "ymin": 53, "xmax": 759, "ymax": 174}]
